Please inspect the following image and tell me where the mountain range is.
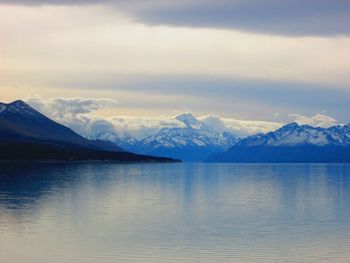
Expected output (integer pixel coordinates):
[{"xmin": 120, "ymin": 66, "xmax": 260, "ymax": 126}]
[
  {"xmin": 0, "ymin": 100, "xmax": 177, "ymax": 162},
  {"xmin": 1, "ymin": 99, "xmax": 349, "ymax": 163},
  {"xmin": 208, "ymin": 122, "xmax": 350, "ymax": 163},
  {"xmin": 92, "ymin": 113, "xmax": 237, "ymax": 161}
]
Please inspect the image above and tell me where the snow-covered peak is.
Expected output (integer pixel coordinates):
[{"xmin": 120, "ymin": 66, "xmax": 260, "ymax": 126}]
[
  {"xmin": 90, "ymin": 111, "xmax": 239, "ymax": 155},
  {"xmin": 291, "ymin": 113, "xmax": 338, "ymax": 128},
  {"xmin": 1, "ymin": 100, "xmax": 37, "ymax": 116},
  {"xmin": 9, "ymin": 100, "xmax": 28, "ymax": 107},
  {"xmin": 237, "ymin": 122, "xmax": 350, "ymax": 147},
  {"xmin": 92, "ymin": 130, "xmax": 138, "ymax": 150},
  {"xmin": 276, "ymin": 122, "xmax": 299, "ymax": 131},
  {"xmin": 175, "ymin": 113, "xmax": 203, "ymax": 129},
  {"xmin": 138, "ymin": 124, "xmax": 237, "ymax": 150},
  {"xmin": 176, "ymin": 112, "xmax": 196, "ymax": 122}
]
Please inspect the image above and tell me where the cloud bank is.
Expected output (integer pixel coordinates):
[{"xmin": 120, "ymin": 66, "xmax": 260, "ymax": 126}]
[
  {"xmin": 26, "ymin": 95, "xmax": 118, "ymax": 117},
  {"xmin": 25, "ymin": 95, "xmax": 119, "ymax": 137},
  {"xmin": 1, "ymin": 0, "xmax": 349, "ymax": 36},
  {"xmin": 1, "ymin": 4, "xmax": 349, "ymax": 122},
  {"xmin": 24, "ymin": 96, "xmax": 341, "ymax": 142},
  {"xmin": 289, "ymin": 113, "xmax": 339, "ymax": 128}
]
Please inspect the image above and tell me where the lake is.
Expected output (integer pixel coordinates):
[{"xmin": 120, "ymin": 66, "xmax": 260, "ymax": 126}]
[{"xmin": 0, "ymin": 163, "xmax": 349, "ymax": 263}]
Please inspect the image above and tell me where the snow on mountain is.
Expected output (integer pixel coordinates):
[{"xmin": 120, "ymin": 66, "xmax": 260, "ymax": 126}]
[
  {"xmin": 289, "ymin": 113, "xmax": 338, "ymax": 128},
  {"xmin": 0, "ymin": 100, "xmax": 37, "ymax": 117},
  {"xmin": 208, "ymin": 122, "xmax": 350, "ymax": 163},
  {"xmin": 236, "ymin": 122, "xmax": 350, "ymax": 147},
  {"xmin": 175, "ymin": 113, "xmax": 205, "ymax": 130},
  {"xmin": 92, "ymin": 130, "xmax": 139, "ymax": 151},
  {"xmin": 92, "ymin": 113, "xmax": 349, "ymax": 161},
  {"xmin": 139, "ymin": 125, "xmax": 236, "ymax": 150},
  {"xmin": 132, "ymin": 113, "xmax": 234, "ymax": 149},
  {"xmin": 20, "ymin": 96, "xmax": 347, "ymax": 161},
  {"xmin": 26, "ymin": 96, "xmax": 286, "ymax": 139},
  {"xmin": 92, "ymin": 113, "xmax": 238, "ymax": 161}
]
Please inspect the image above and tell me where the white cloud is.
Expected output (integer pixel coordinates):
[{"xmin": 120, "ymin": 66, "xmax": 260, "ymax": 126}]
[
  {"xmin": 24, "ymin": 95, "xmax": 283, "ymax": 140},
  {"xmin": 24, "ymin": 95, "xmax": 184, "ymax": 139},
  {"xmin": 0, "ymin": 4, "xmax": 349, "ymax": 124},
  {"xmin": 1, "ymin": 0, "xmax": 349, "ymax": 36},
  {"xmin": 199, "ymin": 115, "xmax": 282, "ymax": 137},
  {"xmin": 289, "ymin": 113, "xmax": 339, "ymax": 128},
  {"xmin": 24, "ymin": 96, "xmax": 341, "ymax": 142},
  {"xmin": 26, "ymin": 95, "xmax": 118, "ymax": 116},
  {"xmin": 25, "ymin": 95, "xmax": 119, "ymax": 136},
  {"xmin": 1, "ymin": 4, "xmax": 350, "ymax": 90}
]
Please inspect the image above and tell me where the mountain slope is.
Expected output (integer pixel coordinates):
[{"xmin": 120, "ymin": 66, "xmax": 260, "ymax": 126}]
[
  {"xmin": 0, "ymin": 100, "xmax": 123, "ymax": 152},
  {"xmin": 208, "ymin": 123, "xmax": 350, "ymax": 163},
  {"xmin": 0, "ymin": 100, "xmax": 178, "ymax": 162},
  {"xmin": 136, "ymin": 126, "xmax": 236, "ymax": 161}
]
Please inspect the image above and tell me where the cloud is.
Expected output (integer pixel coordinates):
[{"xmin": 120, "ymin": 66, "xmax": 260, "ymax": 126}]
[
  {"xmin": 23, "ymin": 95, "xmax": 282, "ymax": 140},
  {"xmin": 289, "ymin": 113, "xmax": 339, "ymax": 128},
  {"xmin": 1, "ymin": 0, "xmax": 350, "ymax": 36},
  {"xmin": 1, "ymin": 3, "xmax": 350, "ymax": 119},
  {"xmin": 25, "ymin": 95, "xmax": 119, "ymax": 136},
  {"xmin": 0, "ymin": 0, "xmax": 101, "ymax": 5},
  {"xmin": 26, "ymin": 95, "xmax": 118, "ymax": 116},
  {"xmin": 24, "ymin": 95, "xmax": 185, "ymax": 139},
  {"xmin": 132, "ymin": 0, "xmax": 350, "ymax": 36},
  {"xmin": 24, "ymin": 96, "xmax": 342, "ymax": 144},
  {"xmin": 199, "ymin": 115, "xmax": 282, "ymax": 137}
]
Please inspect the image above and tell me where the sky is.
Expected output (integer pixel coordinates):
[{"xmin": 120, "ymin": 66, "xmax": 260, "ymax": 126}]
[{"xmin": 0, "ymin": 0, "xmax": 349, "ymax": 128}]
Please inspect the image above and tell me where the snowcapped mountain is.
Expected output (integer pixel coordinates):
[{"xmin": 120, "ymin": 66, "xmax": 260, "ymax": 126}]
[
  {"xmin": 236, "ymin": 122, "xmax": 350, "ymax": 147},
  {"xmin": 92, "ymin": 130, "xmax": 139, "ymax": 151},
  {"xmin": 175, "ymin": 113, "xmax": 206, "ymax": 130},
  {"xmin": 140, "ymin": 113, "xmax": 236, "ymax": 148},
  {"xmin": 93, "ymin": 113, "xmax": 238, "ymax": 161},
  {"xmin": 208, "ymin": 122, "xmax": 350, "ymax": 163}
]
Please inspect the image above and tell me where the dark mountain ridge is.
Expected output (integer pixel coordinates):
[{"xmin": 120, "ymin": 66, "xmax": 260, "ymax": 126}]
[
  {"xmin": 0, "ymin": 100, "xmax": 178, "ymax": 162},
  {"xmin": 0, "ymin": 100, "xmax": 122, "ymax": 152}
]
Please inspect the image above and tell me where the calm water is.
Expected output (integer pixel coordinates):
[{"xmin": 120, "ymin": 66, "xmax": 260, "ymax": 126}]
[{"xmin": 0, "ymin": 163, "xmax": 349, "ymax": 263}]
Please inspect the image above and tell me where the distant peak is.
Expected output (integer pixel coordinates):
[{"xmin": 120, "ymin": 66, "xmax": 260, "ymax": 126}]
[
  {"xmin": 1, "ymin": 99, "xmax": 39, "ymax": 117},
  {"xmin": 175, "ymin": 112, "xmax": 197, "ymax": 123},
  {"xmin": 174, "ymin": 112, "xmax": 208, "ymax": 131},
  {"xmin": 9, "ymin": 100, "xmax": 29, "ymax": 107},
  {"xmin": 175, "ymin": 113, "xmax": 201, "ymax": 128},
  {"xmin": 0, "ymin": 100, "xmax": 32, "ymax": 115},
  {"xmin": 281, "ymin": 122, "xmax": 299, "ymax": 129},
  {"xmin": 8, "ymin": 100, "xmax": 35, "ymax": 111}
]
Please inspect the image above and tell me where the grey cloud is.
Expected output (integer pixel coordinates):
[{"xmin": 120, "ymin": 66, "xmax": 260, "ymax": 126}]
[
  {"xmin": 23, "ymin": 95, "xmax": 282, "ymax": 139},
  {"xmin": 23, "ymin": 95, "xmax": 342, "ymax": 142},
  {"xmin": 134, "ymin": 0, "xmax": 350, "ymax": 36},
  {"xmin": 24, "ymin": 95, "xmax": 119, "ymax": 136},
  {"xmin": 38, "ymin": 73, "xmax": 350, "ymax": 123},
  {"xmin": 89, "ymin": 118, "xmax": 116, "ymax": 135},
  {"xmin": 0, "ymin": 0, "xmax": 103, "ymax": 5},
  {"xmin": 82, "ymin": 75, "xmax": 350, "ymax": 121},
  {"xmin": 26, "ymin": 96, "xmax": 118, "ymax": 117},
  {"xmin": 1, "ymin": 0, "xmax": 350, "ymax": 36},
  {"xmin": 288, "ymin": 114, "xmax": 339, "ymax": 128}
]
